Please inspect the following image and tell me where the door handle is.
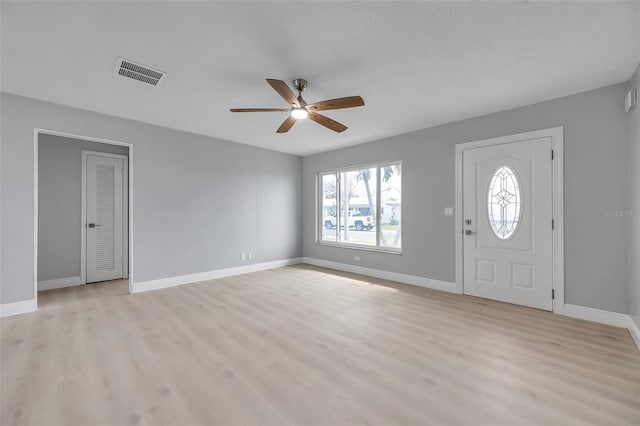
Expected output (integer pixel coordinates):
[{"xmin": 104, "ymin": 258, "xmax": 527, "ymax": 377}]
[
  {"xmin": 464, "ymin": 230, "xmax": 476, "ymax": 235},
  {"xmin": 87, "ymin": 223, "xmax": 101, "ymax": 228}
]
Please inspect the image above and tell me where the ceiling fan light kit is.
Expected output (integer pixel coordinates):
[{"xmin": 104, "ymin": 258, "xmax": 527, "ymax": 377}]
[
  {"xmin": 291, "ymin": 108, "xmax": 308, "ymax": 119},
  {"xmin": 230, "ymin": 78, "xmax": 364, "ymax": 133}
]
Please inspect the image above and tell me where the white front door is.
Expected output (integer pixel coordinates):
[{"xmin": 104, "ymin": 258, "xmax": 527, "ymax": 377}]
[
  {"xmin": 85, "ymin": 154, "xmax": 125, "ymax": 283},
  {"xmin": 463, "ymin": 137, "xmax": 553, "ymax": 310}
]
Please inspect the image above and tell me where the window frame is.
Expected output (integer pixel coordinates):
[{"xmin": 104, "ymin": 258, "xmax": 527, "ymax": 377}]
[{"xmin": 316, "ymin": 161, "xmax": 402, "ymax": 254}]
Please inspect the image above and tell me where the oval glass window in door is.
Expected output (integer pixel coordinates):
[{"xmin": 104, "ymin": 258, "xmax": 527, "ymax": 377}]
[{"xmin": 487, "ymin": 166, "xmax": 522, "ymax": 239}]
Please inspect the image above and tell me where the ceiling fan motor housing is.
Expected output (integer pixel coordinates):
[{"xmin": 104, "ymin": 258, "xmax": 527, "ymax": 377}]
[{"xmin": 293, "ymin": 79, "xmax": 308, "ymax": 92}]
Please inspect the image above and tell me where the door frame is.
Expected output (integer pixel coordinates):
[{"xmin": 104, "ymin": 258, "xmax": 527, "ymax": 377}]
[
  {"xmin": 34, "ymin": 129, "xmax": 134, "ymax": 310},
  {"xmin": 454, "ymin": 127, "xmax": 564, "ymax": 313},
  {"xmin": 81, "ymin": 150, "xmax": 129, "ymax": 285}
]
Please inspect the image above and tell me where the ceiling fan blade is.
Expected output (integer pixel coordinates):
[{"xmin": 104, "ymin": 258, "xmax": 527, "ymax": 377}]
[
  {"xmin": 276, "ymin": 115, "xmax": 297, "ymax": 133},
  {"xmin": 307, "ymin": 96, "xmax": 365, "ymax": 111},
  {"xmin": 308, "ymin": 112, "xmax": 348, "ymax": 133},
  {"xmin": 230, "ymin": 108, "xmax": 290, "ymax": 112},
  {"xmin": 266, "ymin": 79, "xmax": 299, "ymax": 107}
]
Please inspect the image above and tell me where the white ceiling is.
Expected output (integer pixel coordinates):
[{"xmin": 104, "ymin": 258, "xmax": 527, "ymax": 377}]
[{"xmin": 2, "ymin": 1, "xmax": 639, "ymax": 156}]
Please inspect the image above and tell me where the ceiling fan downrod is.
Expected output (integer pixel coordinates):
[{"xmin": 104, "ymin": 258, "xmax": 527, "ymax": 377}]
[{"xmin": 292, "ymin": 79, "xmax": 308, "ymax": 106}]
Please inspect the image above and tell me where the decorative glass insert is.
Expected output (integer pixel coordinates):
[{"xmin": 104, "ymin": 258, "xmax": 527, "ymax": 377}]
[{"xmin": 487, "ymin": 166, "xmax": 521, "ymax": 240}]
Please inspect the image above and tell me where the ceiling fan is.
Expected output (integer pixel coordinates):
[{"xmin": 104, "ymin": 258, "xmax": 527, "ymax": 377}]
[{"xmin": 230, "ymin": 79, "xmax": 364, "ymax": 133}]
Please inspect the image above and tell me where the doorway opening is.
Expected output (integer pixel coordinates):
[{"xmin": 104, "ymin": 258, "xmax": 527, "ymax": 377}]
[
  {"xmin": 34, "ymin": 129, "xmax": 133, "ymax": 309},
  {"xmin": 455, "ymin": 127, "xmax": 564, "ymax": 313}
]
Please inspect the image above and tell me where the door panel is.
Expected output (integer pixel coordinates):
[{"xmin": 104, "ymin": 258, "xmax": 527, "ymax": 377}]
[
  {"xmin": 463, "ymin": 137, "xmax": 553, "ymax": 310},
  {"xmin": 86, "ymin": 154, "xmax": 124, "ymax": 283}
]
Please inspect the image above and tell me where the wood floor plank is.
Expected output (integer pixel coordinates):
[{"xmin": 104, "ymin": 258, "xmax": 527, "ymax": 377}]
[{"xmin": 2, "ymin": 265, "xmax": 639, "ymax": 425}]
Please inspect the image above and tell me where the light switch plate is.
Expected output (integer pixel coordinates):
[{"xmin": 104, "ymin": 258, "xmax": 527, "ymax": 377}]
[{"xmin": 444, "ymin": 207, "xmax": 454, "ymax": 216}]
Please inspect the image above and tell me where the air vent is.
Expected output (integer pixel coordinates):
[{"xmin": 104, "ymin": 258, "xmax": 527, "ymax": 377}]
[{"xmin": 115, "ymin": 58, "xmax": 165, "ymax": 86}]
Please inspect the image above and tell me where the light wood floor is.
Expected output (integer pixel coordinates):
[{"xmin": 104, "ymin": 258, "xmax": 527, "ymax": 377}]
[{"xmin": 2, "ymin": 265, "xmax": 639, "ymax": 425}]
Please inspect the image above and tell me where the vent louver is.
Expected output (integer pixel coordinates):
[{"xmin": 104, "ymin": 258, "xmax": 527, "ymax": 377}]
[{"xmin": 115, "ymin": 58, "xmax": 165, "ymax": 86}]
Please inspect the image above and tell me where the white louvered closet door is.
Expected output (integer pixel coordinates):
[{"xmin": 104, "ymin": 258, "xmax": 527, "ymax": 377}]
[{"xmin": 86, "ymin": 154, "xmax": 124, "ymax": 283}]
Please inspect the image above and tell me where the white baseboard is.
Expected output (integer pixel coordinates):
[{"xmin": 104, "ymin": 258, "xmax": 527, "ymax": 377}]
[
  {"xmin": 131, "ymin": 257, "xmax": 303, "ymax": 294},
  {"xmin": 564, "ymin": 304, "xmax": 640, "ymax": 351},
  {"xmin": 302, "ymin": 257, "xmax": 458, "ymax": 294},
  {"xmin": 628, "ymin": 317, "xmax": 640, "ymax": 349},
  {"xmin": 563, "ymin": 304, "xmax": 630, "ymax": 328},
  {"xmin": 38, "ymin": 276, "xmax": 82, "ymax": 291},
  {"xmin": 0, "ymin": 299, "xmax": 36, "ymax": 318}
]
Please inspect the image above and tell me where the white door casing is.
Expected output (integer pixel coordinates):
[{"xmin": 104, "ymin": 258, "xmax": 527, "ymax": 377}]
[
  {"xmin": 84, "ymin": 152, "xmax": 126, "ymax": 283},
  {"xmin": 460, "ymin": 134, "xmax": 556, "ymax": 311}
]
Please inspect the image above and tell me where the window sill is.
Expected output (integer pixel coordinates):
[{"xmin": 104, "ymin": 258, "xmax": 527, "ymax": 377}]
[{"xmin": 315, "ymin": 241, "xmax": 402, "ymax": 255}]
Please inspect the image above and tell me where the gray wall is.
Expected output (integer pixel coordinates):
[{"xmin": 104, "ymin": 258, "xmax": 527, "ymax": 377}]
[
  {"xmin": 2, "ymin": 82, "xmax": 634, "ymax": 315},
  {"xmin": 629, "ymin": 63, "xmax": 640, "ymax": 329},
  {"xmin": 1, "ymin": 93, "xmax": 302, "ymax": 304},
  {"xmin": 303, "ymin": 82, "xmax": 630, "ymax": 314},
  {"xmin": 38, "ymin": 135, "xmax": 129, "ymax": 283}
]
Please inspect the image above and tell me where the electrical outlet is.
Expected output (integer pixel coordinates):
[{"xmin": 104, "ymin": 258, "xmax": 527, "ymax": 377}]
[
  {"xmin": 354, "ymin": 256, "xmax": 361, "ymax": 262},
  {"xmin": 241, "ymin": 253, "xmax": 246, "ymax": 261},
  {"xmin": 248, "ymin": 252, "xmax": 253, "ymax": 260}
]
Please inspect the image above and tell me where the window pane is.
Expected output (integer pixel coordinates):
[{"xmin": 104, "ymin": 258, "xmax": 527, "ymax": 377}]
[
  {"xmin": 379, "ymin": 164, "xmax": 402, "ymax": 248},
  {"xmin": 320, "ymin": 173, "xmax": 337, "ymax": 242},
  {"xmin": 340, "ymin": 168, "xmax": 377, "ymax": 246},
  {"xmin": 487, "ymin": 165, "xmax": 521, "ymax": 240}
]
